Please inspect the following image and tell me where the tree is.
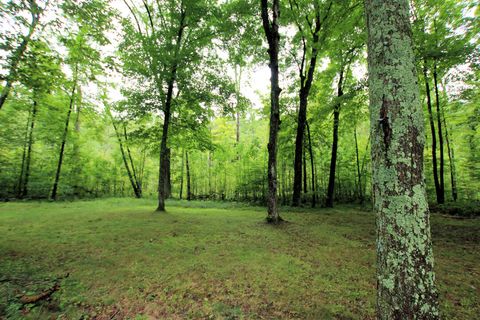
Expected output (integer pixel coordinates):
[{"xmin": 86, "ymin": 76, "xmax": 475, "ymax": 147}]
[
  {"xmin": 0, "ymin": 0, "xmax": 48, "ymax": 110},
  {"xmin": 365, "ymin": 0, "xmax": 439, "ymax": 318},
  {"xmin": 261, "ymin": 0, "xmax": 283, "ymax": 224}
]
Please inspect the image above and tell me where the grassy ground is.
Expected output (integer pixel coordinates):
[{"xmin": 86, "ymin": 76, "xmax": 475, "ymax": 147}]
[{"xmin": 0, "ymin": 198, "xmax": 478, "ymax": 319}]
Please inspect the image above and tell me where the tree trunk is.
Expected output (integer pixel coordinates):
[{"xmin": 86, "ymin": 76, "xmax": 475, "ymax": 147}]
[
  {"xmin": 108, "ymin": 110, "xmax": 141, "ymax": 199},
  {"xmin": 423, "ymin": 62, "xmax": 441, "ymax": 204},
  {"xmin": 326, "ymin": 68, "xmax": 344, "ymax": 207},
  {"xmin": 51, "ymin": 79, "xmax": 77, "ymax": 201},
  {"xmin": 303, "ymin": 139, "xmax": 308, "ymax": 195},
  {"xmin": 0, "ymin": 3, "xmax": 41, "ymax": 110},
  {"xmin": 157, "ymin": 11, "xmax": 185, "ymax": 211},
  {"xmin": 72, "ymin": 85, "xmax": 82, "ymax": 197},
  {"xmin": 365, "ymin": 0, "xmax": 439, "ymax": 318},
  {"xmin": 186, "ymin": 151, "xmax": 192, "ymax": 201},
  {"xmin": 261, "ymin": 0, "xmax": 282, "ymax": 223},
  {"xmin": 179, "ymin": 150, "xmax": 184, "ymax": 199},
  {"xmin": 306, "ymin": 121, "xmax": 316, "ymax": 207},
  {"xmin": 17, "ymin": 108, "xmax": 32, "ymax": 198},
  {"xmin": 442, "ymin": 109, "xmax": 457, "ymax": 202},
  {"xmin": 354, "ymin": 125, "xmax": 363, "ymax": 202},
  {"xmin": 21, "ymin": 98, "xmax": 38, "ymax": 198},
  {"xmin": 433, "ymin": 60, "xmax": 445, "ymax": 203},
  {"xmin": 124, "ymin": 124, "xmax": 142, "ymax": 197}
]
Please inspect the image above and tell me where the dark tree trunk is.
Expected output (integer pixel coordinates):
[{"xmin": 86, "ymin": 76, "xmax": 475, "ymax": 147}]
[
  {"xmin": 51, "ymin": 79, "xmax": 77, "ymax": 201},
  {"xmin": 21, "ymin": 99, "xmax": 38, "ymax": 198},
  {"xmin": 442, "ymin": 106, "xmax": 457, "ymax": 201},
  {"xmin": 291, "ymin": 2, "xmax": 330, "ymax": 207},
  {"xmin": 306, "ymin": 121, "xmax": 316, "ymax": 207},
  {"xmin": 186, "ymin": 151, "xmax": 192, "ymax": 201},
  {"xmin": 423, "ymin": 62, "xmax": 441, "ymax": 204},
  {"xmin": 157, "ymin": 10, "xmax": 186, "ymax": 211},
  {"xmin": 326, "ymin": 68, "xmax": 344, "ymax": 207},
  {"xmin": 108, "ymin": 111, "xmax": 141, "ymax": 199},
  {"xmin": 72, "ymin": 85, "xmax": 82, "ymax": 197},
  {"xmin": 124, "ymin": 124, "xmax": 142, "ymax": 197},
  {"xmin": 354, "ymin": 125, "xmax": 363, "ymax": 202},
  {"xmin": 179, "ymin": 150, "xmax": 184, "ymax": 199},
  {"xmin": 365, "ymin": 0, "xmax": 439, "ymax": 317},
  {"xmin": 433, "ymin": 60, "xmax": 445, "ymax": 204},
  {"xmin": 303, "ymin": 139, "xmax": 308, "ymax": 195},
  {"xmin": 17, "ymin": 108, "xmax": 32, "ymax": 198},
  {"xmin": 261, "ymin": 0, "xmax": 283, "ymax": 223}
]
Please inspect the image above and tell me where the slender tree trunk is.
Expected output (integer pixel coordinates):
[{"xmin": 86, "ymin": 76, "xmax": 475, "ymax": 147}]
[
  {"xmin": 186, "ymin": 151, "xmax": 191, "ymax": 201},
  {"xmin": 22, "ymin": 99, "xmax": 38, "ymax": 198},
  {"xmin": 423, "ymin": 62, "xmax": 441, "ymax": 204},
  {"xmin": 17, "ymin": 108, "xmax": 33, "ymax": 197},
  {"xmin": 72, "ymin": 85, "xmax": 82, "ymax": 197},
  {"xmin": 108, "ymin": 111, "xmax": 141, "ymax": 198},
  {"xmin": 365, "ymin": 0, "xmax": 439, "ymax": 318},
  {"xmin": 179, "ymin": 150, "xmax": 184, "ymax": 199},
  {"xmin": 51, "ymin": 79, "xmax": 77, "ymax": 200},
  {"xmin": 354, "ymin": 125, "xmax": 363, "ymax": 202},
  {"xmin": 261, "ymin": 0, "xmax": 282, "ymax": 223},
  {"xmin": 0, "ymin": 4, "xmax": 41, "ymax": 110},
  {"xmin": 433, "ymin": 60, "xmax": 445, "ymax": 203},
  {"xmin": 124, "ymin": 125, "xmax": 142, "ymax": 197},
  {"xmin": 306, "ymin": 121, "xmax": 316, "ymax": 207},
  {"xmin": 326, "ymin": 68, "xmax": 344, "ymax": 207},
  {"xmin": 440, "ymin": 84, "xmax": 457, "ymax": 201},
  {"xmin": 157, "ymin": 11, "xmax": 185, "ymax": 211},
  {"xmin": 303, "ymin": 139, "xmax": 307, "ymax": 195},
  {"xmin": 291, "ymin": 3, "xmax": 327, "ymax": 207}
]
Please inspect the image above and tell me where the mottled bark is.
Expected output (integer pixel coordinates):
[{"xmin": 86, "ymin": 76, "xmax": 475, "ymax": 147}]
[
  {"xmin": 365, "ymin": 0, "xmax": 439, "ymax": 318},
  {"xmin": 326, "ymin": 67, "xmax": 344, "ymax": 208},
  {"xmin": 261, "ymin": 0, "xmax": 283, "ymax": 223}
]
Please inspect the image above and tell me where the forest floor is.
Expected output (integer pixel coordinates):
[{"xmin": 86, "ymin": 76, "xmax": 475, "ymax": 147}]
[{"xmin": 0, "ymin": 198, "xmax": 478, "ymax": 320}]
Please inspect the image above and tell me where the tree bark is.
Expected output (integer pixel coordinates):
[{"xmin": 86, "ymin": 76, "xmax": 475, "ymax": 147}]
[
  {"xmin": 179, "ymin": 150, "xmax": 184, "ymax": 199},
  {"xmin": 261, "ymin": 0, "xmax": 283, "ymax": 223},
  {"xmin": 365, "ymin": 0, "xmax": 439, "ymax": 318},
  {"xmin": 51, "ymin": 77, "xmax": 77, "ymax": 201},
  {"xmin": 17, "ymin": 108, "xmax": 32, "ymax": 198},
  {"xmin": 303, "ymin": 138, "xmax": 307, "ymax": 194},
  {"xmin": 433, "ymin": 60, "xmax": 445, "ymax": 203},
  {"xmin": 354, "ymin": 125, "xmax": 363, "ymax": 202},
  {"xmin": 186, "ymin": 151, "xmax": 192, "ymax": 201},
  {"xmin": 441, "ymin": 98, "xmax": 457, "ymax": 202},
  {"xmin": 306, "ymin": 121, "xmax": 316, "ymax": 207},
  {"xmin": 423, "ymin": 62, "xmax": 441, "ymax": 204},
  {"xmin": 291, "ymin": 1, "xmax": 331, "ymax": 207},
  {"xmin": 0, "ymin": 1, "xmax": 41, "ymax": 110},
  {"xmin": 157, "ymin": 10, "xmax": 186, "ymax": 211},
  {"xmin": 21, "ymin": 98, "xmax": 38, "ymax": 198},
  {"xmin": 326, "ymin": 67, "xmax": 344, "ymax": 207}
]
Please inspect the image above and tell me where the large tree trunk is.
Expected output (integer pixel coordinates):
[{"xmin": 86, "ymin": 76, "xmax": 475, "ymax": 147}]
[
  {"xmin": 306, "ymin": 121, "xmax": 316, "ymax": 207},
  {"xmin": 433, "ymin": 60, "xmax": 445, "ymax": 203},
  {"xmin": 365, "ymin": 0, "xmax": 439, "ymax": 318},
  {"xmin": 51, "ymin": 79, "xmax": 77, "ymax": 200},
  {"xmin": 326, "ymin": 68, "xmax": 344, "ymax": 207},
  {"xmin": 261, "ymin": 0, "xmax": 282, "ymax": 223},
  {"xmin": 423, "ymin": 62, "xmax": 442, "ymax": 204}
]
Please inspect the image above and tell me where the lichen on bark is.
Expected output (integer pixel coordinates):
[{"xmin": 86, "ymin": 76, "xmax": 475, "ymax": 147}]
[{"xmin": 365, "ymin": 0, "xmax": 440, "ymax": 318}]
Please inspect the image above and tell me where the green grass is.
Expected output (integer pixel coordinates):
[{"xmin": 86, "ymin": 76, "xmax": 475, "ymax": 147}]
[{"xmin": 0, "ymin": 198, "xmax": 478, "ymax": 319}]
